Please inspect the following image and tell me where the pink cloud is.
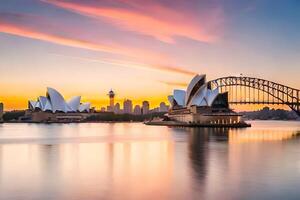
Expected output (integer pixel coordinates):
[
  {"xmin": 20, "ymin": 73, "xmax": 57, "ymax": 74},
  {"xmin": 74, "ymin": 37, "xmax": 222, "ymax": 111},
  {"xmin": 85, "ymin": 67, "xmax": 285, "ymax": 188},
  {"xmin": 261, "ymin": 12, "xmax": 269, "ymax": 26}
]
[
  {"xmin": 0, "ymin": 13, "xmax": 195, "ymax": 76},
  {"xmin": 0, "ymin": 21, "xmax": 117, "ymax": 52},
  {"xmin": 43, "ymin": 0, "xmax": 223, "ymax": 43},
  {"xmin": 0, "ymin": 13, "xmax": 168, "ymax": 61}
]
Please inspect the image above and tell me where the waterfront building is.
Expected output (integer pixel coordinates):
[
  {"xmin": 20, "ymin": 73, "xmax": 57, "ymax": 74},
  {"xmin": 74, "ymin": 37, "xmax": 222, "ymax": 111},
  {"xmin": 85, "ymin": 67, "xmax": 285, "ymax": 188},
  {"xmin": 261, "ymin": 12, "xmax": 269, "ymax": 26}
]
[
  {"xmin": 151, "ymin": 107, "xmax": 159, "ymax": 113},
  {"xmin": 107, "ymin": 106, "xmax": 112, "ymax": 112},
  {"xmin": 0, "ymin": 103, "xmax": 3, "ymax": 121},
  {"xmin": 133, "ymin": 105, "xmax": 142, "ymax": 115},
  {"xmin": 142, "ymin": 101, "xmax": 150, "ymax": 115},
  {"xmin": 114, "ymin": 103, "xmax": 121, "ymax": 114},
  {"xmin": 107, "ymin": 89, "xmax": 115, "ymax": 112},
  {"xmin": 159, "ymin": 102, "xmax": 169, "ymax": 112},
  {"xmin": 123, "ymin": 99, "xmax": 133, "ymax": 114},
  {"xmin": 167, "ymin": 74, "xmax": 243, "ymax": 125},
  {"xmin": 28, "ymin": 87, "xmax": 91, "ymax": 113},
  {"xmin": 100, "ymin": 107, "xmax": 106, "ymax": 112}
]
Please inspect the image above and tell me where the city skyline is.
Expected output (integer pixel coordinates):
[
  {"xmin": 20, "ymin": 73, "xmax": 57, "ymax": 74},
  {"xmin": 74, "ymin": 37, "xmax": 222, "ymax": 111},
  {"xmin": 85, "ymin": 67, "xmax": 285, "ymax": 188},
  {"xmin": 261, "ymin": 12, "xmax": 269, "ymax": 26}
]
[
  {"xmin": 25, "ymin": 86, "xmax": 169, "ymax": 114},
  {"xmin": 1, "ymin": 0, "xmax": 300, "ymax": 110},
  {"xmin": 104, "ymin": 91, "xmax": 169, "ymax": 115}
]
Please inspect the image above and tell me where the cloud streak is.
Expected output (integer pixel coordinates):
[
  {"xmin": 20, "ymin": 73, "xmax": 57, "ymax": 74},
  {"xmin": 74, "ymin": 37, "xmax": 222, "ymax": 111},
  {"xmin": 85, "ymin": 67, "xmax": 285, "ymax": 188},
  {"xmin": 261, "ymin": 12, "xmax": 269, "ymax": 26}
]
[
  {"xmin": 52, "ymin": 53, "xmax": 196, "ymax": 76},
  {"xmin": 0, "ymin": 13, "xmax": 167, "ymax": 61},
  {"xmin": 158, "ymin": 80, "xmax": 188, "ymax": 87},
  {"xmin": 0, "ymin": 21, "xmax": 117, "ymax": 53},
  {"xmin": 43, "ymin": 0, "xmax": 223, "ymax": 43}
]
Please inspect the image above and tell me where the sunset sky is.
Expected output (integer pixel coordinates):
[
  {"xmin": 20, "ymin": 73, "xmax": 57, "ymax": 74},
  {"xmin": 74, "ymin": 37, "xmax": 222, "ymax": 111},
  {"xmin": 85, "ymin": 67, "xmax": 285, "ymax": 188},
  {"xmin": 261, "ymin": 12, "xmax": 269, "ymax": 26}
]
[{"xmin": 0, "ymin": 0, "xmax": 300, "ymax": 110}]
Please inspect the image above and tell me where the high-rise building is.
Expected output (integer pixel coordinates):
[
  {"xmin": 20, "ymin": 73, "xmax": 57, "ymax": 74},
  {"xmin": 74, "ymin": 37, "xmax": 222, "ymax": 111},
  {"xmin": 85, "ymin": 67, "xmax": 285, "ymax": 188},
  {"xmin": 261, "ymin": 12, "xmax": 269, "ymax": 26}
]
[
  {"xmin": 114, "ymin": 103, "xmax": 121, "ymax": 114},
  {"xmin": 159, "ymin": 102, "xmax": 169, "ymax": 112},
  {"xmin": 0, "ymin": 103, "xmax": 3, "ymax": 121},
  {"xmin": 142, "ymin": 101, "xmax": 149, "ymax": 115},
  {"xmin": 123, "ymin": 99, "xmax": 133, "ymax": 114},
  {"xmin": 133, "ymin": 105, "xmax": 141, "ymax": 115},
  {"xmin": 107, "ymin": 89, "xmax": 115, "ymax": 112}
]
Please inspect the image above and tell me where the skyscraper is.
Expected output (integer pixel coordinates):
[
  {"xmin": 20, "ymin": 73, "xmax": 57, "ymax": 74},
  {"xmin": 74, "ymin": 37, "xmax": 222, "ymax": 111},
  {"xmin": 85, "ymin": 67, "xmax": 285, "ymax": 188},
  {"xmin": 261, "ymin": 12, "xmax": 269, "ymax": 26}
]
[
  {"xmin": 123, "ymin": 99, "xmax": 133, "ymax": 114},
  {"xmin": 133, "ymin": 105, "xmax": 141, "ymax": 115},
  {"xmin": 142, "ymin": 101, "xmax": 149, "ymax": 115},
  {"xmin": 107, "ymin": 89, "xmax": 115, "ymax": 112}
]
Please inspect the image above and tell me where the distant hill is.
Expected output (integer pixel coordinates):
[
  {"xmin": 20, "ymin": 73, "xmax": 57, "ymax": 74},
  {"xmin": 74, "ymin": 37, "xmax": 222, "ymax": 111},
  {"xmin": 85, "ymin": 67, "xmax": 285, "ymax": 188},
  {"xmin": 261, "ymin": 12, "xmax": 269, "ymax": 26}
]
[{"xmin": 240, "ymin": 107, "xmax": 300, "ymax": 121}]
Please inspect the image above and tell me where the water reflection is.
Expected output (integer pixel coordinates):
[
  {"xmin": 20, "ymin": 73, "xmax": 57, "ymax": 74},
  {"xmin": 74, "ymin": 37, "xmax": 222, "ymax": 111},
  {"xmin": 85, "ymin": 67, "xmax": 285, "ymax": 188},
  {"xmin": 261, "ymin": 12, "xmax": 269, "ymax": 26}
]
[
  {"xmin": 186, "ymin": 126, "xmax": 300, "ymax": 199},
  {"xmin": 229, "ymin": 129, "xmax": 300, "ymax": 143},
  {"xmin": 0, "ymin": 122, "xmax": 300, "ymax": 200},
  {"xmin": 188, "ymin": 128, "xmax": 210, "ymax": 182},
  {"xmin": 187, "ymin": 127, "xmax": 300, "ymax": 145}
]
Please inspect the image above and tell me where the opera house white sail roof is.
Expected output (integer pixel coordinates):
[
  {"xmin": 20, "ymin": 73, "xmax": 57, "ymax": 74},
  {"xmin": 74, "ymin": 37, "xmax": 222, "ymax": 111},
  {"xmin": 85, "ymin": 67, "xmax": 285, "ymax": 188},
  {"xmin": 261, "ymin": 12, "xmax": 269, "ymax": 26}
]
[
  {"xmin": 168, "ymin": 74, "xmax": 220, "ymax": 108},
  {"xmin": 28, "ymin": 87, "xmax": 91, "ymax": 113}
]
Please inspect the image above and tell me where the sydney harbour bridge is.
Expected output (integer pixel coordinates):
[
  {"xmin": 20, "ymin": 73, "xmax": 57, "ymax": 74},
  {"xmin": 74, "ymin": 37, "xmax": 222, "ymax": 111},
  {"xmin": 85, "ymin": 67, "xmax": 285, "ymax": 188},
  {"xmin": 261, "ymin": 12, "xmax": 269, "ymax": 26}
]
[{"xmin": 208, "ymin": 76, "xmax": 300, "ymax": 116}]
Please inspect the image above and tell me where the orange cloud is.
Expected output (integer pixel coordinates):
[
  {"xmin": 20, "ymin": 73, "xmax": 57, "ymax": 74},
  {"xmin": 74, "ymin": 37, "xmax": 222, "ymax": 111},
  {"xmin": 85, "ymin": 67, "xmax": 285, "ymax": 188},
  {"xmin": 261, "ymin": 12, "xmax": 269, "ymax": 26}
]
[{"xmin": 43, "ymin": 0, "xmax": 222, "ymax": 43}]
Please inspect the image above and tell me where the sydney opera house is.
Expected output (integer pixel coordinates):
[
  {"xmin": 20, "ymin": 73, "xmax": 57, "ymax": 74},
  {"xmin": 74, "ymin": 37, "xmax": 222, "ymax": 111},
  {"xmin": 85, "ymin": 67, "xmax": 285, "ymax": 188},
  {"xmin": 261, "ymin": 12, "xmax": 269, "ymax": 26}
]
[
  {"xmin": 26, "ymin": 87, "xmax": 92, "ymax": 122},
  {"xmin": 166, "ymin": 74, "xmax": 246, "ymax": 126},
  {"xmin": 29, "ymin": 87, "xmax": 91, "ymax": 113}
]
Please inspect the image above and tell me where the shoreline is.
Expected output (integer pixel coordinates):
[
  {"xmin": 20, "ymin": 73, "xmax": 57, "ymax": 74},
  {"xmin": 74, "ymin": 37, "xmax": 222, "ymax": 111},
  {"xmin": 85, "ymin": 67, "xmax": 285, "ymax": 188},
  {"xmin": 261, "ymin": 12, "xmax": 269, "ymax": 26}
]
[
  {"xmin": 1, "ymin": 119, "xmax": 299, "ymax": 125},
  {"xmin": 1, "ymin": 120, "xmax": 145, "ymax": 124}
]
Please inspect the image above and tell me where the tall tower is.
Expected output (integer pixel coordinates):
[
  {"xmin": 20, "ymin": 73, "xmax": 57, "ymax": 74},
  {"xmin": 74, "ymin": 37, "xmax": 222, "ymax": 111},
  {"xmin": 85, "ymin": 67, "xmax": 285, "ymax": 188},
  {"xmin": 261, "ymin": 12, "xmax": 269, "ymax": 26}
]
[{"xmin": 107, "ymin": 89, "xmax": 115, "ymax": 112}]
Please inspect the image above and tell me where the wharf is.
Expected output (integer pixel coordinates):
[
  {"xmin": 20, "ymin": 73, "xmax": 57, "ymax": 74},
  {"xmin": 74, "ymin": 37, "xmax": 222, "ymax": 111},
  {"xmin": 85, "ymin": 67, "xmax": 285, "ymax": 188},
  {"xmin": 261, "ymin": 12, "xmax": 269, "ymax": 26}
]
[{"xmin": 145, "ymin": 120, "xmax": 251, "ymax": 128}]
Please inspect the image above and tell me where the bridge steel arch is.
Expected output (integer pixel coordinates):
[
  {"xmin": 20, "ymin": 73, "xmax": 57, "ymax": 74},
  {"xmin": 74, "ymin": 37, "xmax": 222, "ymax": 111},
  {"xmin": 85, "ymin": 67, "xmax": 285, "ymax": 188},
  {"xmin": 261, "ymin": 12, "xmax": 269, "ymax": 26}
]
[{"xmin": 208, "ymin": 76, "xmax": 300, "ymax": 116}]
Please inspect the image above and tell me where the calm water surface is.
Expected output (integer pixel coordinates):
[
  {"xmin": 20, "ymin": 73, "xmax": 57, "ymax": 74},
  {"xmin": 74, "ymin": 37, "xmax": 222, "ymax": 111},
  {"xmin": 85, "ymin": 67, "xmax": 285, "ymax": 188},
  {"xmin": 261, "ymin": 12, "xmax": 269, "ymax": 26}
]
[{"xmin": 0, "ymin": 121, "xmax": 300, "ymax": 200}]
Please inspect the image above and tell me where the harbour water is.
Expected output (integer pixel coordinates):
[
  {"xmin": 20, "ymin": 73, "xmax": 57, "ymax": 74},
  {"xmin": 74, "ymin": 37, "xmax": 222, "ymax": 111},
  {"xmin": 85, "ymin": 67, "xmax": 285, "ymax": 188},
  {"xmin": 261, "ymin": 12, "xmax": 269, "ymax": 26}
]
[{"xmin": 0, "ymin": 121, "xmax": 300, "ymax": 200}]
